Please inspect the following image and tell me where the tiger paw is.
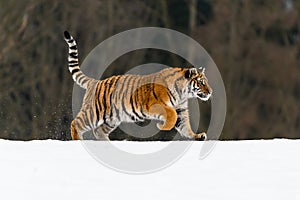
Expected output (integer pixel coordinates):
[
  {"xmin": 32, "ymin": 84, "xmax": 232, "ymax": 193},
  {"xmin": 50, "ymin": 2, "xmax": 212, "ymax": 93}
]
[
  {"xmin": 195, "ymin": 132, "xmax": 207, "ymax": 141},
  {"xmin": 157, "ymin": 122, "xmax": 171, "ymax": 131}
]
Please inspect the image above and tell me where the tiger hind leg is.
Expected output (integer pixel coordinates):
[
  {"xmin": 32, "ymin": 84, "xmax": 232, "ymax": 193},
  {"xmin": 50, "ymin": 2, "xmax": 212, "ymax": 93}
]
[
  {"xmin": 71, "ymin": 120, "xmax": 83, "ymax": 140},
  {"xmin": 71, "ymin": 115, "xmax": 94, "ymax": 140},
  {"xmin": 93, "ymin": 123, "xmax": 118, "ymax": 141},
  {"xmin": 149, "ymin": 104, "xmax": 177, "ymax": 131}
]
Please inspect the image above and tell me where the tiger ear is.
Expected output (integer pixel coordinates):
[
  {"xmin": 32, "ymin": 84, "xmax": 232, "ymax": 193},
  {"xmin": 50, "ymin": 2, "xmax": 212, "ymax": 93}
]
[
  {"xmin": 185, "ymin": 68, "xmax": 198, "ymax": 79},
  {"xmin": 199, "ymin": 66, "xmax": 205, "ymax": 73}
]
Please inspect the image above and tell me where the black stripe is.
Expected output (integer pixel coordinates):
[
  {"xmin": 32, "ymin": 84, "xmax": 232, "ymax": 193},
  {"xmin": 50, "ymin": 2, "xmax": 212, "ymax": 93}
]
[
  {"xmin": 83, "ymin": 112, "xmax": 90, "ymax": 126},
  {"xmin": 71, "ymin": 68, "xmax": 79, "ymax": 75},
  {"xmin": 175, "ymin": 117, "xmax": 182, "ymax": 128},
  {"xmin": 69, "ymin": 60, "xmax": 78, "ymax": 64},
  {"xmin": 176, "ymin": 108, "xmax": 187, "ymax": 114},
  {"xmin": 70, "ymin": 45, "xmax": 77, "ymax": 50},
  {"xmin": 119, "ymin": 75, "xmax": 130, "ymax": 97},
  {"xmin": 126, "ymin": 76, "xmax": 135, "ymax": 101},
  {"xmin": 145, "ymin": 84, "xmax": 151, "ymax": 108},
  {"xmin": 140, "ymin": 110, "xmax": 147, "ymax": 118},
  {"xmin": 118, "ymin": 75, "xmax": 132, "ymax": 118},
  {"xmin": 108, "ymin": 76, "xmax": 120, "ymax": 118},
  {"xmin": 103, "ymin": 77, "xmax": 117, "ymax": 122},
  {"xmin": 192, "ymin": 80, "xmax": 196, "ymax": 89},
  {"xmin": 122, "ymin": 76, "xmax": 133, "ymax": 108},
  {"xmin": 103, "ymin": 121, "xmax": 114, "ymax": 129},
  {"xmin": 95, "ymin": 82, "xmax": 101, "ymax": 122},
  {"xmin": 138, "ymin": 81, "xmax": 147, "ymax": 117},
  {"xmin": 69, "ymin": 52, "xmax": 78, "ymax": 58},
  {"xmin": 125, "ymin": 77, "xmax": 138, "ymax": 120},
  {"xmin": 77, "ymin": 116, "xmax": 85, "ymax": 129},
  {"xmin": 81, "ymin": 78, "xmax": 89, "ymax": 86},
  {"xmin": 76, "ymin": 119, "xmax": 84, "ymax": 130},
  {"xmin": 109, "ymin": 76, "xmax": 120, "ymax": 117},
  {"xmin": 130, "ymin": 78, "xmax": 143, "ymax": 120},
  {"xmin": 87, "ymin": 112, "xmax": 94, "ymax": 128},
  {"xmin": 68, "ymin": 39, "xmax": 74, "ymax": 43},
  {"xmin": 77, "ymin": 74, "xmax": 85, "ymax": 83},
  {"xmin": 102, "ymin": 79, "xmax": 110, "ymax": 122},
  {"xmin": 167, "ymin": 88, "xmax": 176, "ymax": 106},
  {"xmin": 152, "ymin": 84, "xmax": 158, "ymax": 100},
  {"xmin": 69, "ymin": 63, "xmax": 79, "ymax": 68},
  {"xmin": 64, "ymin": 31, "xmax": 71, "ymax": 39},
  {"xmin": 175, "ymin": 107, "xmax": 187, "ymax": 128},
  {"xmin": 112, "ymin": 76, "xmax": 120, "ymax": 102},
  {"xmin": 97, "ymin": 81, "xmax": 105, "ymax": 115},
  {"xmin": 130, "ymin": 95, "xmax": 143, "ymax": 120},
  {"xmin": 105, "ymin": 77, "xmax": 117, "ymax": 118},
  {"xmin": 134, "ymin": 78, "xmax": 143, "ymax": 117},
  {"xmin": 182, "ymin": 99, "xmax": 188, "ymax": 104},
  {"xmin": 121, "ymin": 100, "xmax": 133, "ymax": 120},
  {"xmin": 95, "ymin": 103, "xmax": 100, "ymax": 122}
]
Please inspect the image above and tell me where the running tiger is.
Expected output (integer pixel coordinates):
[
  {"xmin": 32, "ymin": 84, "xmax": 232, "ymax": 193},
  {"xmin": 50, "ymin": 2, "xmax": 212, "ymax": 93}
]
[{"xmin": 64, "ymin": 31, "xmax": 212, "ymax": 141}]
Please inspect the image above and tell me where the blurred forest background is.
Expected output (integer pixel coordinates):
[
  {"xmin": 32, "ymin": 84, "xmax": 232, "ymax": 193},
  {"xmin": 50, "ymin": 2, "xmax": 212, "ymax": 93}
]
[{"xmin": 0, "ymin": 0, "xmax": 299, "ymax": 140}]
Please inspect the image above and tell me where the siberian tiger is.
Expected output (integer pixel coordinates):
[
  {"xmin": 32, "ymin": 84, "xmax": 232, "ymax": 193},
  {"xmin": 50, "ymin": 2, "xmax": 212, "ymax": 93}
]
[{"xmin": 64, "ymin": 31, "xmax": 212, "ymax": 141}]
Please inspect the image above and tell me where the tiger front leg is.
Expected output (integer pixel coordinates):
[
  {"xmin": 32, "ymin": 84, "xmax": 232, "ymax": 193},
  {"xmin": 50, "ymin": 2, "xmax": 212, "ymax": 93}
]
[{"xmin": 175, "ymin": 108, "xmax": 207, "ymax": 141}]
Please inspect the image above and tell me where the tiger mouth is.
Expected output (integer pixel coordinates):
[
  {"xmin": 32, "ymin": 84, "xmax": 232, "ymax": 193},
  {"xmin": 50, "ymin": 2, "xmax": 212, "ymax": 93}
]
[{"xmin": 197, "ymin": 93, "xmax": 211, "ymax": 101}]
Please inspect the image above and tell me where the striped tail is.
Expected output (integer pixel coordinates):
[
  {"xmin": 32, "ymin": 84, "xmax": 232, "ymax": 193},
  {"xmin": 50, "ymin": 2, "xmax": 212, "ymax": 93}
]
[{"xmin": 64, "ymin": 31, "xmax": 92, "ymax": 89}]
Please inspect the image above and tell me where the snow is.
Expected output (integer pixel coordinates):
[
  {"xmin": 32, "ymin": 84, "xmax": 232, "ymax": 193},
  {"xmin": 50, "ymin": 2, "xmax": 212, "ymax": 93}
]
[{"xmin": 0, "ymin": 139, "xmax": 299, "ymax": 200}]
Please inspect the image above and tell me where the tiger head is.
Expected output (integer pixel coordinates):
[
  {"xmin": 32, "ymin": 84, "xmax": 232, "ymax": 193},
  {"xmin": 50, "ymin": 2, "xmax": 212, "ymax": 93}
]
[{"xmin": 184, "ymin": 67, "xmax": 212, "ymax": 101}]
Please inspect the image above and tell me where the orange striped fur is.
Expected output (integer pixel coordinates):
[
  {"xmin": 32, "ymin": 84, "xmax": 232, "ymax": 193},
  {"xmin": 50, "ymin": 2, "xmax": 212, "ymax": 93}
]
[{"xmin": 64, "ymin": 31, "xmax": 212, "ymax": 141}]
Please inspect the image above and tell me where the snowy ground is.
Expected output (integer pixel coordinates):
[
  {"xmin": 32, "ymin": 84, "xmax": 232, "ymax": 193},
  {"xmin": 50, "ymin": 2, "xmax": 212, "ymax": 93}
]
[{"xmin": 0, "ymin": 139, "xmax": 299, "ymax": 200}]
